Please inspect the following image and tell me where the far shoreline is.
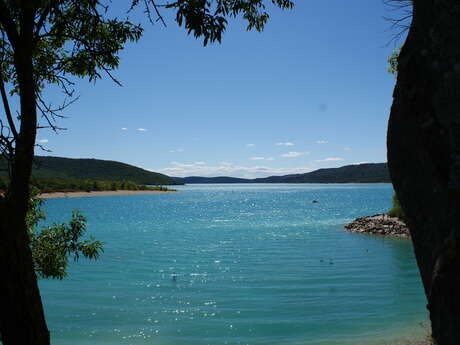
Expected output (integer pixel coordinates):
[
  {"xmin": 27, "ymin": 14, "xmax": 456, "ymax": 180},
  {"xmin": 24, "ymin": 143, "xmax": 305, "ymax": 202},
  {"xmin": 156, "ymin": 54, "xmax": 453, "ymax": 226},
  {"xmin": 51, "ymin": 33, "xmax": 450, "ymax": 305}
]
[{"xmin": 39, "ymin": 189, "xmax": 177, "ymax": 199}]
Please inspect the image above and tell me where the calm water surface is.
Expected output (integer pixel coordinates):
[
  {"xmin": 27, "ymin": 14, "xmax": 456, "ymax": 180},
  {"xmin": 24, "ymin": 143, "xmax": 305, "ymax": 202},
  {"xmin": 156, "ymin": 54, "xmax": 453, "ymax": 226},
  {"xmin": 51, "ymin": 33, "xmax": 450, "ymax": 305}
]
[{"xmin": 39, "ymin": 184, "xmax": 428, "ymax": 345}]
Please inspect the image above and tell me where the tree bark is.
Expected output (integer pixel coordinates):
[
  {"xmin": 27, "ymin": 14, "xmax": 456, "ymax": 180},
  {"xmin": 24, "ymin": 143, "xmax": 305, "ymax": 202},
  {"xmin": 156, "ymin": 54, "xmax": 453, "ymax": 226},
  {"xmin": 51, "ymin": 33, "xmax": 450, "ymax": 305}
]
[
  {"xmin": 388, "ymin": 1, "xmax": 460, "ymax": 344},
  {"xmin": 0, "ymin": 7, "xmax": 50, "ymax": 345}
]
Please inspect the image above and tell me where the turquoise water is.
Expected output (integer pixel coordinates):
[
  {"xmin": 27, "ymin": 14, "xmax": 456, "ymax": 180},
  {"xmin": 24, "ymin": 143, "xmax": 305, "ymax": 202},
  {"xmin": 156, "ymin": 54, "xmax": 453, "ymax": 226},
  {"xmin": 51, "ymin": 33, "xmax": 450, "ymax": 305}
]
[{"xmin": 39, "ymin": 184, "xmax": 428, "ymax": 345}]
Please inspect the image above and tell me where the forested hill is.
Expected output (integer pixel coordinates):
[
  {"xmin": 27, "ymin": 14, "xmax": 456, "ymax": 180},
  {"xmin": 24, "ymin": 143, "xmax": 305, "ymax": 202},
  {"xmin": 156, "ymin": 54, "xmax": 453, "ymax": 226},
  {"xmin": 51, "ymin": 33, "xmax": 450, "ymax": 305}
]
[
  {"xmin": 258, "ymin": 163, "xmax": 390, "ymax": 183},
  {"xmin": 0, "ymin": 156, "xmax": 182, "ymax": 185},
  {"xmin": 173, "ymin": 163, "xmax": 390, "ymax": 184}
]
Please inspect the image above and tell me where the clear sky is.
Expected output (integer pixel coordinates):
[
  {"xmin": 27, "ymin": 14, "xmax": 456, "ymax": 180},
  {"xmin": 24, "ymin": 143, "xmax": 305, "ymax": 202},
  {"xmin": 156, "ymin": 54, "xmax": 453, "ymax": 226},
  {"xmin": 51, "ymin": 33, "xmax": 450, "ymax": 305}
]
[{"xmin": 36, "ymin": 0, "xmax": 403, "ymax": 178}]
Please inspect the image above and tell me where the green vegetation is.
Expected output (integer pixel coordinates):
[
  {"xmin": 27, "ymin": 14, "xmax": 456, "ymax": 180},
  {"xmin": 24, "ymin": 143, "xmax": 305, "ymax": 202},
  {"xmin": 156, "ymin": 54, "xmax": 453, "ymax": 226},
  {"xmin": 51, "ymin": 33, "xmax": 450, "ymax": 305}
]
[
  {"xmin": 388, "ymin": 193, "xmax": 406, "ymax": 221},
  {"xmin": 387, "ymin": 45, "xmax": 401, "ymax": 76},
  {"xmin": 0, "ymin": 155, "xmax": 179, "ymax": 193},
  {"xmin": 27, "ymin": 189, "xmax": 103, "ymax": 280},
  {"xmin": 0, "ymin": 156, "xmax": 182, "ymax": 186},
  {"xmin": 273, "ymin": 163, "xmax": 390, "ymax": 183},
  {"xmin": 0, "ymin": 176, "xmax": 174, "ymax": 194},
  {"xmin": 31, "ymin": 178, "xmax": 174, "ymax": 193}
]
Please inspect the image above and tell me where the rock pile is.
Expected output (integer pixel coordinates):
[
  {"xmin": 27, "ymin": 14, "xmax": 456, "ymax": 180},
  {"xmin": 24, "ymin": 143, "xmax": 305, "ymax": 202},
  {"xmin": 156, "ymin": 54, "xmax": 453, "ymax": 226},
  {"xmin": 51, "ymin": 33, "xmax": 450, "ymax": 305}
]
[{"xmin": 344, "ymin": 214, "xmax": 410, "ymax": 238}]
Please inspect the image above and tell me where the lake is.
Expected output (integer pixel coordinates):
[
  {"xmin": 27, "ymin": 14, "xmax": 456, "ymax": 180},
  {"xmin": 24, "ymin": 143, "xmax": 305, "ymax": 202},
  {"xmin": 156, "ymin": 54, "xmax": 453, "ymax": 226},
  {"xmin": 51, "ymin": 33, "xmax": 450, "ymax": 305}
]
[{"xmin": 39, "ymin": 184, "xmax": 428, "ymax": 345}]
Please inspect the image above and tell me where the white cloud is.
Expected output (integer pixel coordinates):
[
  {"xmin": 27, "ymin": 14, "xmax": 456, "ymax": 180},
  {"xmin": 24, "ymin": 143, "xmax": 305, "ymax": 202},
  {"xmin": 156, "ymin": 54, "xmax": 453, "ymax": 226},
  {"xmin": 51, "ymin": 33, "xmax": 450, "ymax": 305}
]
[
  {"xmin": 36, "ymin": 139, "xmax": 48, "ymax": 144},
  {"xmin": 158, "ymin": 162, "xmax": 314, "ymax": 179},
  {"xmin": 316, "ymin": 140, "xmax": 328, "ymax": 144},
  {"xmin": 170, "ymin": 148, "xmax": 185, "ymax": 153},
  {"xmin": 276, "ymin": 142, "xmax": 294, "ymax": 146},
  {"xmin": 169, "ymin": 161, "xmax": 195, "ymax": 168},
  {"xmin": 137, "ymin": 128, "xmax": 148, "ymax": 132},
  {"xmin": 121, "ymin": 127, "xmax": 128, "ymax": 131},
  {"xmin": 352, "ymin": 161, "xmax": 369, "ymax": 165},
  {"xmin": 316, "ymin": 157, "xmax": 345, "ymax": 162},
  {"xmin": 250, "ymin": 156, "xmax": 274, "ymax": 161},
  {"xmin": 170, "ymin": 161, "xmax": 208, "ymax": 167},
  {"xmin": 246, "ymin": 144, "xmax": 255, "ymax": 148},
  {"xmin": 344, "ymin": 147, "xmax": 351, "ymax": 151},
  {"xmin": 281, "ymin": 151, "xmax": 307, "ymax": 158}
]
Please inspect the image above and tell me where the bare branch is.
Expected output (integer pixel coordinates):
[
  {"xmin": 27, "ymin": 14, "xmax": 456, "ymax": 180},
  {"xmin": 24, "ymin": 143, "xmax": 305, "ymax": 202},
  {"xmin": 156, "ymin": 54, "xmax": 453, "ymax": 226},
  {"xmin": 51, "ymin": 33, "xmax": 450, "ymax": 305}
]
[
  {"xmin": 36, "ymin": 93, "xmax": 78, "ymax": 133},
  {"xmin": 146, "ymin": 0, "xmax": 167, "ymax": 26},
  {"xmin": 0, "ymin": 76, "xmax": 17, "ymax": 139},
  {"xmin": 383, "ymin": 0, "xmax": 413, "ymax": 46},
  {"xmin": 0, "ymin": 118, "xmax": 14, "ymax": 177},
  {"xmin": 130, "ymin": 0, "xmax": 167, "ymax": 27},
  {"xmin": 35, "ymin": 143, "xmax": 51, "ymax": 152}
]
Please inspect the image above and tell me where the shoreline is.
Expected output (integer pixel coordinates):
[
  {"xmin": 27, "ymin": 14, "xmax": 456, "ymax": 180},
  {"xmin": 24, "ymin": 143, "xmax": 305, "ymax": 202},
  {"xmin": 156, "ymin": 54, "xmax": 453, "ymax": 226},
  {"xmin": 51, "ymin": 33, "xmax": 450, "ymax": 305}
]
[
  {"xmin": 345, "ymin": 213, "xmax": 410, "ymax": 238},
  {"xmin": 39, "ymin": 190, "xmax": 177, "ymax": 199}
]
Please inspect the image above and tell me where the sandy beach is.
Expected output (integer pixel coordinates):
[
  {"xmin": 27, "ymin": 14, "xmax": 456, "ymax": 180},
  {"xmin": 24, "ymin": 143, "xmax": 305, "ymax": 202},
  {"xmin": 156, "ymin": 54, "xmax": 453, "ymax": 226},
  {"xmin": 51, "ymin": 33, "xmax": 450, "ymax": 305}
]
[{"xmin": 39, "ymin": 190, "xmax": 177, "ymax": 199}]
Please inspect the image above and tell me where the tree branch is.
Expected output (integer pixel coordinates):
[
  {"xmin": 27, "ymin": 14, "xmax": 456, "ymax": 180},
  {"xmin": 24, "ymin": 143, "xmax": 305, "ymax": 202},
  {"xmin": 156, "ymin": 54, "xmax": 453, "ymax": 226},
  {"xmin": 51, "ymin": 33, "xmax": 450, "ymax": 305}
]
[
  {"xmin": 0, "ymin": 77, "xmax": 17, "ymax": 140},
  {"xmin": 34, "ymin": 4, "xmax": 54, "ymax": 45},
  {"xmin": 146, "ymin": 0, "xmax": 167, "ymax": 27}
]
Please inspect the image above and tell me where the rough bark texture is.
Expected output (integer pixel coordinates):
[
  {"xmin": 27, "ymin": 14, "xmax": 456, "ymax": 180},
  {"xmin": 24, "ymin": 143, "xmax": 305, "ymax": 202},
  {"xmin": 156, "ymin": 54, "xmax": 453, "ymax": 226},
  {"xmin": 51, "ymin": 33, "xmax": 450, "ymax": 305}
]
[
  {"xmin": 388, "ymin": 1, "xmax": 460, "ymax": 344},
  {"xmin": 0, "ymin": 7, "xmax": 50, "ymax": 345}
]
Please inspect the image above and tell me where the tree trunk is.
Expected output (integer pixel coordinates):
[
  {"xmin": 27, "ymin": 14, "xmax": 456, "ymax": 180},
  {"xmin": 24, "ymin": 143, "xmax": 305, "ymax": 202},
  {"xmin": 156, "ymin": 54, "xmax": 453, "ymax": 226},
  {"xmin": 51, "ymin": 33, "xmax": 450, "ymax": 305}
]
[
  {"xmin": 388, "ymin": 1, "xmax": 460, "ymax": 344},
  {"xmin": 0, "ymin": 8, "xmax": 50, "ymax": 345}
]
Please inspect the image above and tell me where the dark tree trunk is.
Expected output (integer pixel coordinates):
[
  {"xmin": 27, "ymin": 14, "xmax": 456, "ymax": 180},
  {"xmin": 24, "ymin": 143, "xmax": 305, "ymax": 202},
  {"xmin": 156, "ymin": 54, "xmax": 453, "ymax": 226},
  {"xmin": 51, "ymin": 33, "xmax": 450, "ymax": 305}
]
[
  {"xmin": 0, "ymin": 8, "xmax": 50, "ymax": 345},
  {"xmin": 388, "ymin": 1, "xmax": 460, "ymax": 344}
]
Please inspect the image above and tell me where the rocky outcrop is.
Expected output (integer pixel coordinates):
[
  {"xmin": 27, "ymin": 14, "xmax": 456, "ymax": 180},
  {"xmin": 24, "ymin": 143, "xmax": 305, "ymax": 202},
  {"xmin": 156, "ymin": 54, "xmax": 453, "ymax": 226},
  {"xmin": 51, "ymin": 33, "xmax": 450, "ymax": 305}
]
[{"xmin": 345, "ymin": 214, "xmax": 410, "ymax": 238}]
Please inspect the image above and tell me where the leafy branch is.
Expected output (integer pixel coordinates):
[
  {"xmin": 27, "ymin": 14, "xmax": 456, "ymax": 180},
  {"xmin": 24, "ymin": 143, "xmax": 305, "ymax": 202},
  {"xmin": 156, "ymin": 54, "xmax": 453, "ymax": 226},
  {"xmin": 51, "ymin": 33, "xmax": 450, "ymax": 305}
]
[{"xmin": 27, "ymin": 189, "xmax": 104, "ymax": 280}]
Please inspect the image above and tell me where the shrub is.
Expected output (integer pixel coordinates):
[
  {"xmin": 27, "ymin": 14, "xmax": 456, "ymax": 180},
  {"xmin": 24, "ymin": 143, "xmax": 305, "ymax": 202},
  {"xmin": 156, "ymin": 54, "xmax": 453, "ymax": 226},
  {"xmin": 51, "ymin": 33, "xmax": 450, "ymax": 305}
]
[{"xmin": 388, "ymin": 193, "xmax": 406, "ymax": 220}]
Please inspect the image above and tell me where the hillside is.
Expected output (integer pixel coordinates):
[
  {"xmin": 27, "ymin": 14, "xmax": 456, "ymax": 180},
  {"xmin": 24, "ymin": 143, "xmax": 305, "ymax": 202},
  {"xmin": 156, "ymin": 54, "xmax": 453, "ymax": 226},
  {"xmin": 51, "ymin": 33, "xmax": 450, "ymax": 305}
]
[
  {"xmin": 259, "ymin": 163, "xmax": 390, "ymax": 183},
  {"xmin": 173, "ymin": 163, "xmax": 390, "ymax": 184},
  {"xmin": 0, "ymin": 156, "xmax": 182, "ymax": 185},
  {"xmin": 172, "ymin": 176, "xmax": 251, "ymax": 184}
]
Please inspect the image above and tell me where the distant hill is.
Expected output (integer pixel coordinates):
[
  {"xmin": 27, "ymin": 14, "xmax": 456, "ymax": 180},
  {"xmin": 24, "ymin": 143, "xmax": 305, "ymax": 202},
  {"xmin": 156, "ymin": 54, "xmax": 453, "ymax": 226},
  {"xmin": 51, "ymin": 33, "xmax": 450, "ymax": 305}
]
[
  {"xmin": 0, "ymin": 156, "xmax": 182, "ymax": 185},
  {"xmin": 173, "ymin": 163, "xmax": 390, "ymax": 184},
  {"xmin": 258, "ymin": 163, "xmax": 390, "ymax": 183},
  {"xmin": 172, "ymin": 176, "xmax": 251, "ymax": 184}
]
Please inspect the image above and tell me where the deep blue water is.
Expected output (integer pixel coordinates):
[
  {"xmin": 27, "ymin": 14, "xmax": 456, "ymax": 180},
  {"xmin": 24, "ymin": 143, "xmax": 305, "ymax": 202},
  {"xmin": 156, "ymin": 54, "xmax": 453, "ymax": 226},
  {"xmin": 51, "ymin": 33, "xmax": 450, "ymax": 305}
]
[{"xmin": 39, "ymin": 184, "xmax": 428, "ymax": 345}]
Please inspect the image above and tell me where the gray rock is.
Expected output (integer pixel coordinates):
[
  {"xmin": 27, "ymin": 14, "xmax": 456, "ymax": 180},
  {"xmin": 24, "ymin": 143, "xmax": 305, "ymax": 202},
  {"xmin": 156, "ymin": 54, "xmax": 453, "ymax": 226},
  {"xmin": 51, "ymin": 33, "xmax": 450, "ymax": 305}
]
[{"xmin": 344, "ymin": 214, "xmax": 410, "ymax": 238}]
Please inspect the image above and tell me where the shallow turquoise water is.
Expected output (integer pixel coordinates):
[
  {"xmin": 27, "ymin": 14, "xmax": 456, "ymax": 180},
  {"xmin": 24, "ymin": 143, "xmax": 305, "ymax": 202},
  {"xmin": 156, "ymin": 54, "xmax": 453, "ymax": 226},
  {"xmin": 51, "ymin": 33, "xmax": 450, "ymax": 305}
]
[{"xmin": 39, "ymin": 184, "xmax": 428, "ymax": 345}]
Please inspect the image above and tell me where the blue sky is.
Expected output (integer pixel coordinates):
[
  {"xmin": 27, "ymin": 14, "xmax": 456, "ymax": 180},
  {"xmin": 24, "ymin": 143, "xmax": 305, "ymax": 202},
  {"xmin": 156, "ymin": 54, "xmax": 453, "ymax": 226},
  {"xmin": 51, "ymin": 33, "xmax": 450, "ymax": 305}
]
[{"xmin": 36, "ymin": 0, "xmax": 402, "ymax": 178}]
